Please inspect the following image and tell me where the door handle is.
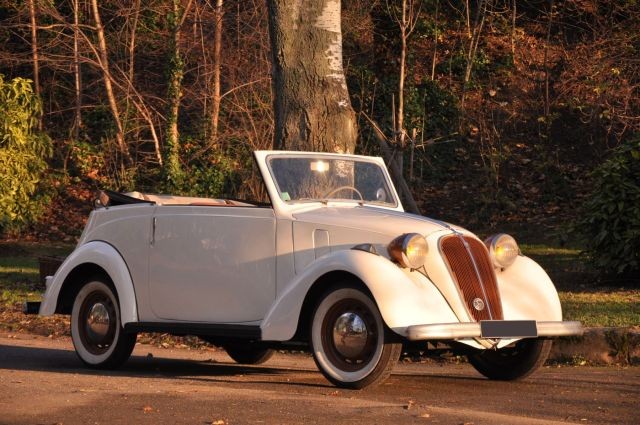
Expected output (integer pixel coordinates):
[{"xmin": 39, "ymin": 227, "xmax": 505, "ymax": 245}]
[{"xmin": 151, "ymin": 217, "xmax": 157, "ymax": 246}]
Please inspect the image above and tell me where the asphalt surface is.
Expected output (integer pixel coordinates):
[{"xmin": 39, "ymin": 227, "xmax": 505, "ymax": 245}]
[{"xmin": 0, "ymin": 333, "xmax": 638, "ymax": 425}]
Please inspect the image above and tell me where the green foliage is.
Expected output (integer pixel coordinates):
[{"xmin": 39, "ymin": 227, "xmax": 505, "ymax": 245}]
[
  {"xmin": 81, "ymin": 106, "xmax": 116, "ymax": 144},
  {"xmin": 575, "ymin": 136, "xmax": 640, "ymax": 276},
  {"xmin": 0, "ymin": 75, "xmax": 52, "ymax": 231},
  {"xmin": 416, "ymin": 80, "xmax": 460, "ymax": 135},
  {"xmin": 69, "ymin": 140, "xmax": 106, "ymax": 183},
  {"xmin": 181, "ymin": 155, "xmax": 234, "ymax": 198},
  {"xmin": 404, "ymin": 80, "xmax": 461, "ymax": 182},
  {"xmin": 438, "ymin": 49, "xmax": 490, "ymax": 80},
  {"xmin": 160, "ymin": 139, "xmax": 240, "ymax": 199}
]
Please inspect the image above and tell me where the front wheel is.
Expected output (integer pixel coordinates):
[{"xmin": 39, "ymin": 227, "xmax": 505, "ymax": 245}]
[
  {"xmin": 468, "ymin": 338, "xmax": 552, "ymax": 380},
  {"xmin": 71, "ymin": 278, "xmax": 137, "ymax": 369},
  {"xmin": 310, "ymin": 285, "xmax": 401, "ymax": 389}
]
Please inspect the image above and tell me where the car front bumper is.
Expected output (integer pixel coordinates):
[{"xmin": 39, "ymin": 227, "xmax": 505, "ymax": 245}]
[{"xmin": 406, "ymin": 320, "xmax": 583, "ymax": 341}]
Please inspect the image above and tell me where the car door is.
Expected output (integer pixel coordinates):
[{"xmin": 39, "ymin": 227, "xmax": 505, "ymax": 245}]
[{"xmin": 148, "ymin": 205, "xmax": 276, "ymax": 323}]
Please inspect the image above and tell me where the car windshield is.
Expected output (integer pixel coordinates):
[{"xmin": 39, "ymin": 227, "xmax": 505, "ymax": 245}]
[{"xmin": 267, "ymin": 155, "xmax": 397, "ymax": 207}]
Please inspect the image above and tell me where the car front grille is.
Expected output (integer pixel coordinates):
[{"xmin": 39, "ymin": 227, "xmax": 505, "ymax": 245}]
[{"xmin": 439, "ymin": 235, "xmax": 503, "ymax": 321}]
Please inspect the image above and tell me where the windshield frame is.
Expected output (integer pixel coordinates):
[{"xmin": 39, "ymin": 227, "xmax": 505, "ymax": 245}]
[{"xmin": 265, "ymin": 152, "xmax": 400, "ymax": 209}]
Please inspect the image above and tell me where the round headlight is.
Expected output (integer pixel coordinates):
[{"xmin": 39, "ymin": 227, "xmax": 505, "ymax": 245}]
[
  {"xmin": 485, "ymin": 233, "xmax": 519, "ymax": 269},
  {"xmin": 388, "ymin": 233, "xmax": 428, "ymax": 269}
]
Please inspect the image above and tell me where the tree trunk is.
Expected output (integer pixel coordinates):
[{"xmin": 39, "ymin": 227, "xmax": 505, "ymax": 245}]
[
  {"xmin": 164, "ymin": 0, "xmax": 189, "ymax": 186},
  {"xmin": 543, "ymin": 0, "xmax": 554, "ymax": 121},
  {"xmin": 90, "ymin": 0, "xmax": 131, "ymax": 163},
  {"xmin": 72, "ymin": 0, "xmax": 82, "ymax": 139},
  {"xmin": 208, "ymin": 0, "xmax": 224, "ymax": 148},
  {"xmin": 27, "ymin": 0, "xmax": 41, "ymax": 130},
  {"xmin": 128, "ymin": 0, "xmax": 140, "ymax": 84},
  {"xmin": 267, "ymin": 0, "xmax": 357, "ymax": 153},
  {"xmin": 362, "ymin": 114, "xmax": 421, "ymax": 215},
  {"xmin": 430, "ymin": 0, "xmax": 439, "ymax": 80},
  {"xmin": 398, "ymin": 21, "xmax": 406, "ymax": 149},
  {"xmin": 388, "ymin": 0, "xmax": 421, "ymax": 173},
  {"xmin": 461, "ymin": 0, "xmax": 488, "ymax": 108},
  {"xmin": 465, "ymin": 0, "xmax": 471, "ymax": 38},
  {"xmin": 511, "ymin": 0, "xmax": 517, "ymax": 63}
]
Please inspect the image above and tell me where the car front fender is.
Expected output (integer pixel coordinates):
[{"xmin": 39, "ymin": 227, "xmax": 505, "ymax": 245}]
[
  {"xmin": 261, "ymin": 249, "xmax": 457, "ymax": 341},
  {"xmin": 497, "ymin": 255, "xmax": 563, "ymax": 321},
  {"xmin": 39, "ymin": 240, "xmax": 139, "ymax": 325}
]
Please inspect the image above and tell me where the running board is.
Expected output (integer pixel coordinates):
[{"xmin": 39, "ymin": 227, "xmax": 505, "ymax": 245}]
[{"xmin": 123, "ymin": 322, "xmax": 261, "ymax": 340}]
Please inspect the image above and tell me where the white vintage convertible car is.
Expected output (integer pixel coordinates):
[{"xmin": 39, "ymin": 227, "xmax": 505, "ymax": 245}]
[{"xmin": 32, "ymin": 151, "xmax": 582, "ymax": 388}]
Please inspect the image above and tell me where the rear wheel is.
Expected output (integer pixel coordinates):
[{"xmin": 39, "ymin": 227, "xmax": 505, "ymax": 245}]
[
  {"xmin": 71, "ymin": 279, "xmax": 136, "ymax": 369},
  {"xmin": 224, "ymin": 343, "xmax": 274, "ymax": 365},
  {"xmin": 310, "ymin": 285, "xmax": 401, "ymax": 389},
  {"xmin": 468, "ymin": 338, "xmax": 552, "ymax": 380}
]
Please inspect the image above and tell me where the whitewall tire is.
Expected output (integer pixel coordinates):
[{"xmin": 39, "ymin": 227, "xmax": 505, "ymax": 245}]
[
  {"xmin": 71, "ymin": 279, "xmax": 136, "ymax": 369},
  {"xmin": 310, "ymin": 285, "xmax": 401, "ymax": 389}
]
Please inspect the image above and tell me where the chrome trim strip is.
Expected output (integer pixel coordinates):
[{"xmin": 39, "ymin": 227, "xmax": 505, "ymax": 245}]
[{"xmin": 405, "ymin": 320, "xmax": 583, "ymax": 341}]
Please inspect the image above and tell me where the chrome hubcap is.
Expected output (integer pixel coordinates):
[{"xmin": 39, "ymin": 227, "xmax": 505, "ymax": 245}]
[
  {"xmin": 333, "ymin": 312, "xmax": 368, "ymax": 358},
  {"xmin": 86, "ymin": 302, "xmax": 110, "ymax": 342}
]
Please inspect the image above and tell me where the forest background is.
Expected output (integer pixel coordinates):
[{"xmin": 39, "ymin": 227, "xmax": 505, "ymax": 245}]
[{"xmin": 0, "ymin": 0, "xmax": 638, "ymax": 279}]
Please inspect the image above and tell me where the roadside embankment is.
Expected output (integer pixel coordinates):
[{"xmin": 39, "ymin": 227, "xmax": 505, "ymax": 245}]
[{"xmin": 549, "ymin": 326, "xmax": 640, "ymax": 365}]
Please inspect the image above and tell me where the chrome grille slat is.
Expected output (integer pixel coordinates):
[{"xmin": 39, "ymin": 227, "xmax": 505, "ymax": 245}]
[{"xmin": 440, "ymin": 235, "xmax": 503, "ymax": 321}]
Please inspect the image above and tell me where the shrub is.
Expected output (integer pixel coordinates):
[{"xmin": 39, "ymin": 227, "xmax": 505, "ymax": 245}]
[
  {"xmin": 575, "ymin": 136, "xmax": 640, "ymax": 277},
  {"xmin": 0, "ymin": 75, "xmax": 52, "ymax": 232}
]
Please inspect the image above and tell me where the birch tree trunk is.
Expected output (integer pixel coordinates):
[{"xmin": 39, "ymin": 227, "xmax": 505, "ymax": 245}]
[
  {"xmin": 90, "ymin": 0, "xmax": 131, "ymax": 163},
  {"xmin": 267, "ymin": 0, "xmax": 357, "ymax": 153}
]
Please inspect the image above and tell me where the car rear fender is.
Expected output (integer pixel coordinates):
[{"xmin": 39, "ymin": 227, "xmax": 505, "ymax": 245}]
[
  {"xmin": 261, "ymin": 249, "xmax": 457, "ymax": 341},
  {"xmin": 39, "ymin": 240, "xmax": 138, "ymax": 325}
]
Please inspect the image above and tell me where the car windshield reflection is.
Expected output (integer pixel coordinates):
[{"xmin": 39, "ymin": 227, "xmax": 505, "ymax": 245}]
[{"xmin": 268, "ymin": 156, "xmax": 397, "ymax": 207}]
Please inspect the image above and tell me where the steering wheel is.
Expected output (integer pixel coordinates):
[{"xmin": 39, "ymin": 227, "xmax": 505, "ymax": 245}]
[{"xmin": 321, "ymin": 186, "xmax": 364, "ymax": 201}]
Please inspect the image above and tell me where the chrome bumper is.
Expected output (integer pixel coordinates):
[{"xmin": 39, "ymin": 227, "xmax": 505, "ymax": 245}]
[{"xmin": 406, "ymin": 320, "xmax": 583, "ymax": 341}]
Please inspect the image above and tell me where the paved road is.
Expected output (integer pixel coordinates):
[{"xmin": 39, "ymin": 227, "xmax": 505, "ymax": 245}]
[{"xmin": 0, "ymin": 333, "xmax": 637, "ymax": 425}]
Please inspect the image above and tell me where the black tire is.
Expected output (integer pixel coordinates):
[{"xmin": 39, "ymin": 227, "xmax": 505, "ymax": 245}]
[
  {"xmin": 71, "ymin": 278, "xmax": 137, "ymax": 369},
  {"xmin": 224, "ymin": 343, "xmax": 274, "ymax": 365},
  {"xmin": 468, "ymin": 338, "xmax": 552, "ymax": 381},
  {"xmin": 310, "ymin": 285, "xmax": 402, "ymax": 389}
]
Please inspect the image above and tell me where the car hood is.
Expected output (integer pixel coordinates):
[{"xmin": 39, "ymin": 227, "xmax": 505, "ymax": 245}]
[{"xmin": 292, "ymin": 205, "xmax": 465, "ymax": 238}]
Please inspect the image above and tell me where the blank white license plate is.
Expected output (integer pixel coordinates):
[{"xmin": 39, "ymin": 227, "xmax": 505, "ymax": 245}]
[{"xmin": 480, "ymin": 320, "xmax": 537, "ymax": 338}]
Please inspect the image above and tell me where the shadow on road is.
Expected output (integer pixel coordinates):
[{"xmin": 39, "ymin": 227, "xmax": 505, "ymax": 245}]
[
  {"xmin": 0, "ymin": 343, "xmax": 292, "ymax": 380},
  {"xmin": 0, "ymin": 342, "xmax": 489, "ymax": 389}
]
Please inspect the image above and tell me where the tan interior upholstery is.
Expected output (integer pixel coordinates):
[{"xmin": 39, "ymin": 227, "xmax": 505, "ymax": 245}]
[{"xmin": 125, "ymin": 192, "xmax": 252, "ymax": 207}]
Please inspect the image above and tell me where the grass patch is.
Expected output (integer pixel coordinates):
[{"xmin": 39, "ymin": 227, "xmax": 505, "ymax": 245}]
[
  {"xmin": 559, "ymin": 290, "xmax": 640, "ymax": 327},
  {"xmin": 0, "ymin": 256, "xmax": 41, "ymax": 305},
  {"xmin": 521, "ymin": 244, "xmax": 639, "ymax": 326},
  {"xmin": 0, "ymin": 242, "xmax": 73, "ymax": 306},
  {"xmin": 0, "ymin": 242, "xmax": 74, "ymax": 337}
]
